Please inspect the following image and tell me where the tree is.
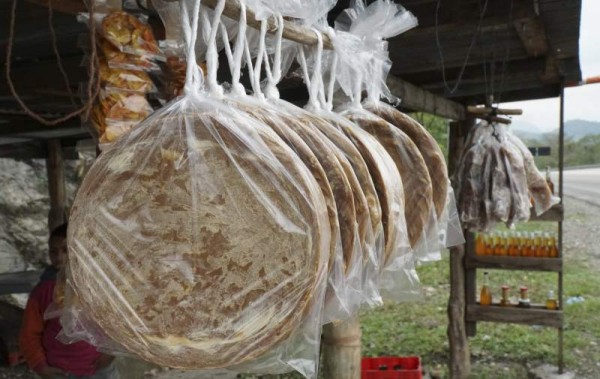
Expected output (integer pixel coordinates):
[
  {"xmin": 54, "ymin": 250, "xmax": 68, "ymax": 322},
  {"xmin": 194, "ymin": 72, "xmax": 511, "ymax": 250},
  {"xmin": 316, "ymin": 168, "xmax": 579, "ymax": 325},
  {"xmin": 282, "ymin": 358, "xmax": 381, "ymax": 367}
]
[{"xmin": 410, "ymin": 112, "xmax": 449, "ymax": 159}]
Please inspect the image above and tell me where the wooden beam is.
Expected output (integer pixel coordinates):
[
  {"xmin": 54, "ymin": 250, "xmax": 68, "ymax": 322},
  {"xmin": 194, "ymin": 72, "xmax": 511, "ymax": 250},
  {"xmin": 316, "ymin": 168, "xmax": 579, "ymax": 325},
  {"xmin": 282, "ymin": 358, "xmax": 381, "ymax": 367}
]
[
  {"xmin": 447, "ymin": 243, "xmax": 471, "ymax": 379},
  {"xmin": 389, "ymin": 20, "xmax": 529, "ymax": 74},
  {"xmin": 322, "ymin": 317, "xmax": 361, "ymax": 379},
  {"xmin": 513, "ymin": 16, "xmax": 549, "ymax": 57},
  {"xmin": 25, "ymin": 0, "xmax": 86, "ymax": 14},
  {"xmin": 387, "ymin": 75, "xmax": 466, "ymax": 120},
  {"xmin": 47, "ymin": 139, "xmax": 67, "ymax": 231},
  {"xmin": 466, "ymin": 305, "xmax": 563, "ymax": 328},
  {"xmin": 465, "ymin": 256, "xmax": 563, "ymax": 272}
]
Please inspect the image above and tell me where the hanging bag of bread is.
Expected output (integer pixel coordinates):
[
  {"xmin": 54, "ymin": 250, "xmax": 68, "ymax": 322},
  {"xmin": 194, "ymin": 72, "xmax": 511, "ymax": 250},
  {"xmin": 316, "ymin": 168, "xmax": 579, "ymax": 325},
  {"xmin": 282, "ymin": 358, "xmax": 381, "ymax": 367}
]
[
  {"xmin": 334, "ymin": 0, "xmax": 454, "ymax": 266},
  {"xmin": 455, "ymin": 121, "xmax": 535, "ymax": 231},
  {"xmin": 215, "ymin": 7, "xmax": 359, "ymax": 323},
  {"xmin": 312, "ymin": 11, "xmax": 420, "ymax": 302},
  {"xmin": 285, "ymin": 26, "xmax": 384, "ymax": 309},
  {"xmin": 59, "ymin": 0, "xmax": 330, "ymax": 377}
]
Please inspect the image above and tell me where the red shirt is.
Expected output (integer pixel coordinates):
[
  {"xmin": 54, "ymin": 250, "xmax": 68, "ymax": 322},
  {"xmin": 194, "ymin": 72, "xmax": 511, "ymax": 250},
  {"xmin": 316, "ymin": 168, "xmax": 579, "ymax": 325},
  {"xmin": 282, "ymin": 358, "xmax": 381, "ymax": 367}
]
[{"xmin": 19, "ymin": 267, "xmax": 101, "ymax": 376}]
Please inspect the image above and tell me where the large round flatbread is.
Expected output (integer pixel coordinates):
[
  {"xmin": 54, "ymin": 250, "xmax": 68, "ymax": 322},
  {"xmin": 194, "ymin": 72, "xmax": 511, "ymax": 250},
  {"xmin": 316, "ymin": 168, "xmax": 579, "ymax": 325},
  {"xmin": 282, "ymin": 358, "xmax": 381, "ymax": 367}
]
[
  {"xmin": 345, "ymin": 110, "xmax": 433, "ymax": 248},
  {"xmin": 297, "ymin": 114, "xmax": 371, "ymax": 268},
  {"xmin": 336, "ymin": 119, "xmax": 406, "ymax": 267},
  {"xmin": 311, "ymin": 115, "xmax": 382, "ymax": 237},
  {"xmin": 68, "ymin": 103, "xmax": 328, "ymax": 369},
  {"xmin": 233, "ymin": 101, "xmax": 340, "ymax": 273},
  {"xmin": 278, "ymin": 112, "xmax": 358, "ymax": 274},
  {"xmin": 365, "ymin": 102, "xmax": 448, "ymax": 219}
]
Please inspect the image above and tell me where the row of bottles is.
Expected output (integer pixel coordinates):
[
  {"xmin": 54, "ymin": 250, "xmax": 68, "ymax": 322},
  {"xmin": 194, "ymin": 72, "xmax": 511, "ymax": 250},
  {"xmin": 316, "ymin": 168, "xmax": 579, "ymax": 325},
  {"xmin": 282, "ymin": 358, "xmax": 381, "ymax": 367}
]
[
  {"xmin": 480, "ymin": 272, "xmax": 558, "ymax": 310},
  {"xmin": 475, "ymin": 231, "xmax": 559, "ymax": 258}
]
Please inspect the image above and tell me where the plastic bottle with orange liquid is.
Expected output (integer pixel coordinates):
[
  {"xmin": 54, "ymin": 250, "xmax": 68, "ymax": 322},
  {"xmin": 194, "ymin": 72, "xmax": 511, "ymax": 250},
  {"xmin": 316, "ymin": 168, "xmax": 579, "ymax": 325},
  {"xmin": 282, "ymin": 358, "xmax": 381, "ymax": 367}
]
[{"xmin": 480, "ymin": 272, "xmax": 492, "ymax": 306}]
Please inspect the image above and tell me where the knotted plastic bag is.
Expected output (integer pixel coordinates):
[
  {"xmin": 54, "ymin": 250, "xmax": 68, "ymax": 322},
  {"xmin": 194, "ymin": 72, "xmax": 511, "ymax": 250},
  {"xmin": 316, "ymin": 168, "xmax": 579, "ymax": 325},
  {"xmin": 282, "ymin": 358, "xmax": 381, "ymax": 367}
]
[{"xmin": 59, "ymin": 1, "xmax": 329, "ymax": 376}]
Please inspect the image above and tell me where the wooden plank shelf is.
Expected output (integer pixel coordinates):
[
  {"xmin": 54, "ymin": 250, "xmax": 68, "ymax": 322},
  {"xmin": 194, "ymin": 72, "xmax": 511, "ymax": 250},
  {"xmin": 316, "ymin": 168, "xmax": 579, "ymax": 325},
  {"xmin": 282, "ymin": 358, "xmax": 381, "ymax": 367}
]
[
  {"xmin": 466, "ymin": 304, "xmax": 563, "ymax": 328},
  {"xmin": 529, "ymin": 203, "xmax": 563, "ymax": 222},
  {"xmin": 465, "ymin": 255, "xmax": 562, "ymax": 272}
]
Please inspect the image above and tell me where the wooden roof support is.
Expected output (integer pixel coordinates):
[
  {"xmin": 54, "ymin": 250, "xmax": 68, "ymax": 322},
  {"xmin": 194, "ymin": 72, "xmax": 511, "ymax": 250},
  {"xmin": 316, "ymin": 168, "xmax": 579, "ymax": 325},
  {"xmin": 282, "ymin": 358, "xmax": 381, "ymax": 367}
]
[
  {"xmin": 513, "ymin": 16, "xmax": 549, "ymax": 57},
  {"xmin": 47, "ymin": 139, "xmax": 67, "ymax": 231},
  {"xmin": 387, "ymin": 75, "xmax": 466, "ymax": 120}
]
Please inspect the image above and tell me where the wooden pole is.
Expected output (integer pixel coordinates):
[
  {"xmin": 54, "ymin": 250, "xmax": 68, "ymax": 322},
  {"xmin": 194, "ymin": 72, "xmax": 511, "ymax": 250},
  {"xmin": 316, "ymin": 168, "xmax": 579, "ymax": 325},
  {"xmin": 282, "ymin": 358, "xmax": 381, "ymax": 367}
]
[
  {"xmin": 447, "ymin": 244, "xmax": 471, "ymax": 379},
  {"xmin": 557, "ymin": 81, "xmax": 565, "ymax": 374},
  {"xmin": 447, "ymin": 118, "xmax": 475, "ymax": 379},
  {"xmin": 165, "ymin": 0, "xmax": 334, "ymax": 49},
  {"xmin": 46, "ymin": 139, "xmax": 67, "ymax": 231},
  {"xmin": 322, "ymin": 317, "xmax": 361, "ymax": 379}
]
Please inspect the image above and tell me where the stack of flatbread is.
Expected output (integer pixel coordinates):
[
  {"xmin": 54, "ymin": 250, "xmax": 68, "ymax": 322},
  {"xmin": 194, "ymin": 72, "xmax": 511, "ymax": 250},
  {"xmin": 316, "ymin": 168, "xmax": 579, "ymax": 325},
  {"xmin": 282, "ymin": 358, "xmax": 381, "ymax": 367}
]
[{"xmin": 456, "ymin": 121, "xmax": 558, "ymax": 231}]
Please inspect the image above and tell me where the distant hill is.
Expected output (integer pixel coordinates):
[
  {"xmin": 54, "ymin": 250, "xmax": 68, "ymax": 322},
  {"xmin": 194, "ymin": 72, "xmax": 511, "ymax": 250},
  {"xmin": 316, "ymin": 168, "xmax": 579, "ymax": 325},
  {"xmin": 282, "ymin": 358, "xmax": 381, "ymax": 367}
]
[
  {"xmin": 562, "ymin": 119, "xmax": 600, "ymax": 140},
  {"xmin": 510, "ymin": 120, "xmax": 547, "ymax": 140},
  {"xmin": 510, "ymin": 119, "xmax": 600, "ymax": 141}
]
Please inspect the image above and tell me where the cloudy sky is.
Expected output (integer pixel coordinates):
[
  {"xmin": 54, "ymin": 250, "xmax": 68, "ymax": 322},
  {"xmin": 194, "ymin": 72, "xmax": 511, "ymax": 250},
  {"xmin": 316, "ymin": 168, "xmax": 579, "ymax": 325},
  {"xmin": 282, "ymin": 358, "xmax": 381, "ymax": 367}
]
[{"xmin": 503, "ymin": 0, "xmax": 600, "ymax": 131}]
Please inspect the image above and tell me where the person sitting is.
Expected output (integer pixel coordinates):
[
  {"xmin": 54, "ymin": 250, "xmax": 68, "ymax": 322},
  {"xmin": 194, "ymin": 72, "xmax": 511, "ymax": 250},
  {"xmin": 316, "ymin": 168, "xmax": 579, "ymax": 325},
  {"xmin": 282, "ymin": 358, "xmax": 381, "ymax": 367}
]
[{"xmin": 19, "ymin": 223, "xmax": 119, "ymax": 379}]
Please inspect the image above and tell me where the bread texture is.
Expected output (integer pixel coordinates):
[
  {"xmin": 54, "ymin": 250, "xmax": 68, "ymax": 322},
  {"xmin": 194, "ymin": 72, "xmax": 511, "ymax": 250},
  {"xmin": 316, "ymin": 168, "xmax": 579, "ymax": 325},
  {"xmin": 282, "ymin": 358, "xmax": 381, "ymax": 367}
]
[
  {"xmin": 344, "ymin": 109, "xmax": 433, "ymax": 248},
  {"xmin": 365, "ymin": 102, "xmax": 448, "ymax": 219},
  {"xmin": 68, "ymin": 104, "xmax": 328, "ymax": 369}
]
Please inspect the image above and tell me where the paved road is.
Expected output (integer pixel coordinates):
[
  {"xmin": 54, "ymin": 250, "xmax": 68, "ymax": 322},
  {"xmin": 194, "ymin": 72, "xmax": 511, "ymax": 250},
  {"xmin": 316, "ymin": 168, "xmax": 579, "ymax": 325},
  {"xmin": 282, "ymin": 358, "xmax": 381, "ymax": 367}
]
[{"xmin": 551, "ymin": 168, "xmax": 600, "ymax": 207}]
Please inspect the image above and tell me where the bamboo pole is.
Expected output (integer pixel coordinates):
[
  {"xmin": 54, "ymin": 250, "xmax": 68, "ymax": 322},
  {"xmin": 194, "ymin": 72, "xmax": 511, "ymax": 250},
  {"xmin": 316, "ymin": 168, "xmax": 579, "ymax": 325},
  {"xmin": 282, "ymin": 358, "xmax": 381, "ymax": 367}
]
[
  {"xmin": 46, "ymin": 139, "xmax": 67, "ymax": 231},
  {"xmin": 164, "ymin": 0, "xmax": 334, "ymax": 49},
  {"xmin": 322, "ymin": 317, "xmax": 362, "ymax": 379},
  {"xmin": 466, "ymin": 106, "xmax": 523, "ymax": 116}
]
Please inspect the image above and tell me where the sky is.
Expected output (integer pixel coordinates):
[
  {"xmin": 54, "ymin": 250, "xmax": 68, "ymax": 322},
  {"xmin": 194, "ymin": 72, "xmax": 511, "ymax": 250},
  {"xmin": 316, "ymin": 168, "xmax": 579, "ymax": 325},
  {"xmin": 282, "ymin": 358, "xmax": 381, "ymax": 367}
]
[{"xmin": 503, "ymin": 0, "xmax": 600, "ymax": 131}]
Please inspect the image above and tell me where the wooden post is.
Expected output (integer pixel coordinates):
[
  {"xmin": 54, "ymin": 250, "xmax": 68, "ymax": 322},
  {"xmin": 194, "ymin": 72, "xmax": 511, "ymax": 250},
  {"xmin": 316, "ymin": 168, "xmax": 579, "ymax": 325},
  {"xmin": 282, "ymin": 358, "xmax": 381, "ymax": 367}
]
[
  {"xmin": 322, "ymin": 317, "xmax": 361, "ymax": 379},
  {"xmin": 447, "ymin": 118, "xmax": 475, "ymax": 379},
  {"xmin": 46, "ymin": 139, "xmax": 67, "ymax": 231},
  {"xmin": 557, "ymin": 82, "xmax": 565, "ymax": 374}
]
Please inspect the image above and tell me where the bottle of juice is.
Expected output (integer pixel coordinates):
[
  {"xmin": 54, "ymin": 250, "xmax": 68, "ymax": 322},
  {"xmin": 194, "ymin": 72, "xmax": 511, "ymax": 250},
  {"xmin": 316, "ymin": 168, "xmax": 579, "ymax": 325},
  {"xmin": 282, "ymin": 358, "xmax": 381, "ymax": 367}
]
[
  {"xmin": 494, "ymin": 234, "xmax": 503, "ymax": 256},
  {"xmin": 508, "ymin": 234, "xmax": 517, "ymax": 256},
  {"xmin": 546, "ymin": 290, "xmax": 558, "ymax": 310},
  {"xmin": 534, "ymin": 233, "xmax": 543, "ymax": 257},
  {"xmin": 516, "ymin": 232, "xmax": 524, "ymax": 256},
  {"xmin": 500, "ymin": 233, "xmax": 509, "ymax": 256},
  {"xmin": 475, "ymin": 233, "xmax": 485, "ymax": 256},
  {"xmin": 485, "ymin": 234, "xmax": 494, "ymax": 256},
  {"xmin": 522, "ymin": 233, "xmax": 533, "ymax": 257},
  {"xmin": 540, "ymin": 233, "xmax": 550, "ymax": 257},
  {"xmin": 480, "ymin": 272, "xmax": 492, "ymax": 306},
  {"xmin": 549, "ymin": 233, "xmax": 559, "ymax": 258}
]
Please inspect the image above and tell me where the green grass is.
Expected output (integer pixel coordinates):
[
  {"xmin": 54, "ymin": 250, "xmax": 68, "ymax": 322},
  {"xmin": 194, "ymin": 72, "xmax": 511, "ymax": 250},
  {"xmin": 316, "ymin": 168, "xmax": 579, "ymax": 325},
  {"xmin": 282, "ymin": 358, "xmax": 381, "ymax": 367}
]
[{"xmin": 358, "ymin": 253, "xmax": 600, "ymax": 378}]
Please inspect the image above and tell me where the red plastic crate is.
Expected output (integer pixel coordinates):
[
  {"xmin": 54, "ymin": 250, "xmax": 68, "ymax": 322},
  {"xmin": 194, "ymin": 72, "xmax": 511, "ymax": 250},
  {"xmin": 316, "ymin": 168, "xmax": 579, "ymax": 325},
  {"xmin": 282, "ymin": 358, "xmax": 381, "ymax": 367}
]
[{"xmin": 361, "ymin": 356, "xmax": 422, "ymax": 379}]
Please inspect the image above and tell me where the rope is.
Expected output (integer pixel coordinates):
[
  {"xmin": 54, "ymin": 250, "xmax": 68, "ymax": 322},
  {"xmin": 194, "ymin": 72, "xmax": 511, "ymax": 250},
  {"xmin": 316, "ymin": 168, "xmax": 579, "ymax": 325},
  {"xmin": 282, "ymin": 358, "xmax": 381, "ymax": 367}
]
[
  {"xmin": 5, "ymin": 0, "xmax": 99, "ymax": 126},
  {"xmin": 182, "ymin": 0, "xmax": 203, "ymax": 95},
  {"xmin": 435, "ymin": 0, "xmax": 490, "ymax": 95},
  {"xmin": 220, "ymin": 0, "xmax": 247, "ymax": 95},
  {"xmin": 48, "ymin": 0, "xmax": 76, "ymax": 107},
  {"xmin": 206, "ymin": 0, "xmax": 226, "ymax": 95}
]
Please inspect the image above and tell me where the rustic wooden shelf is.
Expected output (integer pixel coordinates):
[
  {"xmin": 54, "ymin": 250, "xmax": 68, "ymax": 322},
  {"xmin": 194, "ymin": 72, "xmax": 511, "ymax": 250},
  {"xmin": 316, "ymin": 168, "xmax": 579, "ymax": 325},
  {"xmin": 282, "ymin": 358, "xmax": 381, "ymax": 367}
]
[
  {"xmin": 529, "ymin": 203, "xmax": 564, "ymax": 222},
  {"xmin": 465, "ymin": 255, "xmax": 562, "ymax": 272},
  {"xmin": 466, "ymin": 304, "xmax": 563, "ymax": 328}
]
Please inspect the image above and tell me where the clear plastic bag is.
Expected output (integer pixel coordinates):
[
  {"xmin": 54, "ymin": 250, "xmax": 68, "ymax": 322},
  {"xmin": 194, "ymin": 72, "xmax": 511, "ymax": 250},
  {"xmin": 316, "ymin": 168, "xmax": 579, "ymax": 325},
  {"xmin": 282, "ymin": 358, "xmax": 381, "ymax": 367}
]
[
  {"xmin": 456, "ymin": 122, "xmax": 541, "ymax": 231},
  {"xmin": 233, "ymin": 20, "xmax": 362, "ymax": 320},
  {"xmin": 98, "ymin": 38, "xmax": 161, "ymax": 71},
  {"xmin": 90, "ymin": 90, "xmax": 153, "ymax": 143},
  {"xmin": 78, "ymin": 11, "xmax": 163, "ymax": 59},
  {"xmin": 62, "ymin": 1, "xmax": 330, "ymax": 377},
  {"xmin": 505, "ymin": 129, "xmax": 560, "ymax": 215},
  {"xmin": 99, "ymin": 57, "xmax": 156, "ymax": 94}
]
